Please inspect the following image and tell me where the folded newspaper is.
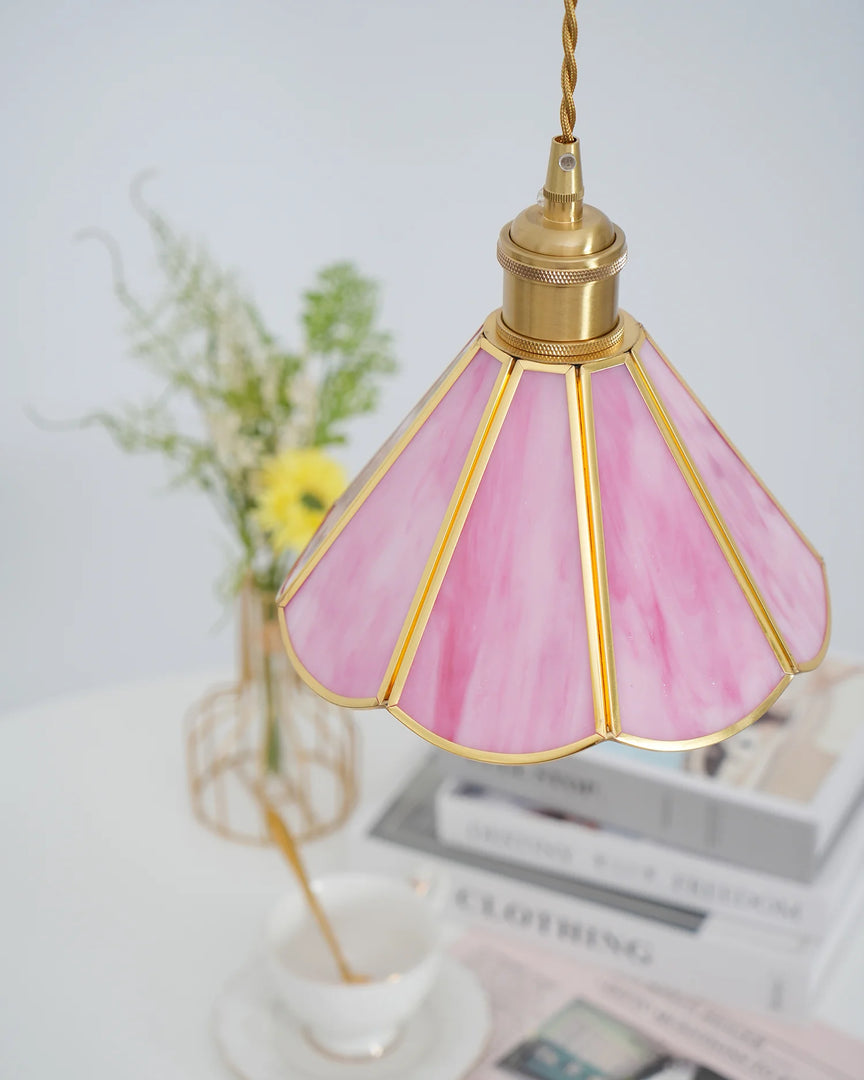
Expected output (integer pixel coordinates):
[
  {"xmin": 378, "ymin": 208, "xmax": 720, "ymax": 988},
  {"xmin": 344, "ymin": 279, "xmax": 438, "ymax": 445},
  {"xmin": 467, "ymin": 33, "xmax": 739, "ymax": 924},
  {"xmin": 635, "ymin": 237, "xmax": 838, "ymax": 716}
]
[{"xmin": 455, "ymin": 930, "xmax": 862, "ymax": 1080}]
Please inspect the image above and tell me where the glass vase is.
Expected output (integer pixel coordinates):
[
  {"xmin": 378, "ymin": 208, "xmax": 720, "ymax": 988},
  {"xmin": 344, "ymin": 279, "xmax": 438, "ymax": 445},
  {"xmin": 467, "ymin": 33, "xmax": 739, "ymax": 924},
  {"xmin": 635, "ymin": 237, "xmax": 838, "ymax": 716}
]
[{"xmin": 186, "ymin": 580, "xmax": 359, "ymax": 845}]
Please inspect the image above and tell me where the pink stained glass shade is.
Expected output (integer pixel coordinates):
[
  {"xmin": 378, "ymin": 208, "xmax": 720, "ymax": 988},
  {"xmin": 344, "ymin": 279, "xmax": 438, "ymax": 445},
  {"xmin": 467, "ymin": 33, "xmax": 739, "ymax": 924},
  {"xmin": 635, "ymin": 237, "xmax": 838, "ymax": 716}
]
[
  {"xmin": 637, "ymin": 339, "xmax": 828, "ymax": 669},
  {"xmin": 281, "ymin": 346, "xmax": 503, "ymax": 702},
  {"xmin": 591, "ymin": 364, "xmax": 785, "ymax": 743},
  {"xmin": 396, "ymin": 369, "xmax": 598, "ymax": 756},
  {"xmin": 277, "ymin": 319, "xmax": 829, "ymax": 762}
]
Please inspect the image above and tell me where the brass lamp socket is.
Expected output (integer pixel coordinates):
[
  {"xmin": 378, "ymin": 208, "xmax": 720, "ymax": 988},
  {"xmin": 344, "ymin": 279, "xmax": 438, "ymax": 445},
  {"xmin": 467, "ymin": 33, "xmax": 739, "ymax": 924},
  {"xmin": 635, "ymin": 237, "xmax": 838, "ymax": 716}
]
[{"xmin": 497, "ymin": 138, "xmax": 628, "ymax": 361}]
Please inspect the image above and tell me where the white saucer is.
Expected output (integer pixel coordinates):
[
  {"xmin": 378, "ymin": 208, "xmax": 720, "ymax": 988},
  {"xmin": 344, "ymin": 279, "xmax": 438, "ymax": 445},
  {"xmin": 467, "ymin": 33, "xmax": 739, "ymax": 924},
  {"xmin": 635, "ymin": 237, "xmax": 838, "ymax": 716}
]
[{"xmin": 213, "ymin": 954, "xmax": 492, "ymax": 1080}]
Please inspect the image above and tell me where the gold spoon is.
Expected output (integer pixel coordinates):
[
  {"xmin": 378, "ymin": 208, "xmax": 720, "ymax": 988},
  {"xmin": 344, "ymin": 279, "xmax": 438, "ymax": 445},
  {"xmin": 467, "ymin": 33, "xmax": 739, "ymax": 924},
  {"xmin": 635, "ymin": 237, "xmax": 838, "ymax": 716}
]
[{"xmin": 263, "ymin": 803, "xmax": 370, "ymax": 985}]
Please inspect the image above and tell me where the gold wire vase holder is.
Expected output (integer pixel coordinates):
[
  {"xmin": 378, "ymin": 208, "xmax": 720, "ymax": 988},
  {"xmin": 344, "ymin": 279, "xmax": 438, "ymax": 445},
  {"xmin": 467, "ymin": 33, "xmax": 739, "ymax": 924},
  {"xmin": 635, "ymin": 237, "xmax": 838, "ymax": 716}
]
[{"xmin": 186, "ymin": 582, "xmax": 359, "ymax": 846}]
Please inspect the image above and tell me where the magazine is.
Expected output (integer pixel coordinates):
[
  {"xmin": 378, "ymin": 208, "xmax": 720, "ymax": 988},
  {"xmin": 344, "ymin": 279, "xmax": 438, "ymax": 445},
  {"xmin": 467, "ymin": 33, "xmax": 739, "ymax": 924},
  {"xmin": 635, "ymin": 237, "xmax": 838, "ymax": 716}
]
[{"xmin": 454, "ymin": 930, "xmax": 863, "ymax": 1080}]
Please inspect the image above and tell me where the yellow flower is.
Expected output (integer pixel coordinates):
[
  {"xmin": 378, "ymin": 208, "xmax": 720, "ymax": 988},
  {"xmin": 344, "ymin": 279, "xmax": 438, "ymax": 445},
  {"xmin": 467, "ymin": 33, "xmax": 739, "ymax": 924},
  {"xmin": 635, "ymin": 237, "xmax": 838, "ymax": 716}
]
[{"xmin": 254, "ymin": 448, "xmax": 347, "ymax": 554}]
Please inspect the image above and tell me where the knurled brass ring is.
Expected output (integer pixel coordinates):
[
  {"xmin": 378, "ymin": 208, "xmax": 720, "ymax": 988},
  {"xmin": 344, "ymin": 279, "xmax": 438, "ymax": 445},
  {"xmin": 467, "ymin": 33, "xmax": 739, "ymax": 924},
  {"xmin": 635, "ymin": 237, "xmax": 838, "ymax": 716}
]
[
  {"xmin": 497, "ymin": 245, "xmax": 628, "ymax": 286},
  {"xmin": 542, "ymin": 188, "xmax": 581, "ymax": 204},
  {"xmin": 495, "ymin": 313, "xmax": 625, "ymax": 362}
]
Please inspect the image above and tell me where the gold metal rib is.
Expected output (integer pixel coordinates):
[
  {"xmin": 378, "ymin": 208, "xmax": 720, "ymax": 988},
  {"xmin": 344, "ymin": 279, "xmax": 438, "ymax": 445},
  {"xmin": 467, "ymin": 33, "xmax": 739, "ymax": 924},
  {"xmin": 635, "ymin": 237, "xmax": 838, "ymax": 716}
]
[
  {"xmin": 616, "ymin": 674, "xmax": 793, "ymax": 753},
  {"xmin": 643, "ymin": 335, "xmax": 824, "ymax": 561},
  {"xmin": 638, "ymin": 334, "xmax": 830, "ymax": 674},
  {"xmin": 382, "ymin": 357, "xmax": 522, "ymax": 705},
  {"xmin": 386, "ymin": 355, "xmax": 608, "ymax": 765},
  {"xmin": 572, "ymin": 368, "xmax": 620, "ymax": 737},
  {"xmin": 276, "ymin": 334, "xmax": 507, "ymax": 710},
  {"xmin": 626, "ymin": 353, "xmax": 797, "ymax": 676},
  {"xmin": 277, "ymin": 335, "xmax": 496, "ymax": 610},
  {"xmin": 377, "ymin": 351, "xmax": 517, "ymax": 703},
  {"xmin": 566, "ymin": 369, "xmax": 610, "ymax": 737}
]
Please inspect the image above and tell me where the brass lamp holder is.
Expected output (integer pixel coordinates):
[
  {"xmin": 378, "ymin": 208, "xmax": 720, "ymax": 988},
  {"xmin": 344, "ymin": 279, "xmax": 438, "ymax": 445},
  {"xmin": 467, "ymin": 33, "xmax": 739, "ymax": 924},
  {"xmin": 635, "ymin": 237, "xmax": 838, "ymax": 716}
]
[
  {"xmin": 490, "ymin": 137, "xmax": 629, "ymax": 363},
  {"xmin": 486, "ymin": 2, "xmax": 632, "ymax": 364}
]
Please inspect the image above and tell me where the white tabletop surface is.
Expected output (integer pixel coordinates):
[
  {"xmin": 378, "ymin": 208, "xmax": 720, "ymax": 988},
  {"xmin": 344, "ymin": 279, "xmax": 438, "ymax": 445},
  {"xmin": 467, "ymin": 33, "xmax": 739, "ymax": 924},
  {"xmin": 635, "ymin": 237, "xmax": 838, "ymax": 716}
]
[{"xmin": 1, "ymin": 672, "xmax": 862, "ymax": 1079}]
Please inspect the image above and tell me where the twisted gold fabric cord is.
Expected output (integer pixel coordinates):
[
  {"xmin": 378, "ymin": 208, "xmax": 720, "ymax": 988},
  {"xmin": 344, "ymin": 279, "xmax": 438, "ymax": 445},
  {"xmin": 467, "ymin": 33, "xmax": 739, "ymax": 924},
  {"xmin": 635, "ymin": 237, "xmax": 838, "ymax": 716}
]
[{"xmin": 559, "ymin": 0, "xmax": 578, "ymax": 142}]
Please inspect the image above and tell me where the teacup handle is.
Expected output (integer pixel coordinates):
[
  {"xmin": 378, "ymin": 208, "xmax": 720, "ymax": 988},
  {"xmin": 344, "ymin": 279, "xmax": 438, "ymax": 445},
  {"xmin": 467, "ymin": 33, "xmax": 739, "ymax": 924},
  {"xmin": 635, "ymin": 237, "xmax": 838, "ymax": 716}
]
[{"xmin": 408, "ymin": 866, "xmax": 450, "ymax": 915}]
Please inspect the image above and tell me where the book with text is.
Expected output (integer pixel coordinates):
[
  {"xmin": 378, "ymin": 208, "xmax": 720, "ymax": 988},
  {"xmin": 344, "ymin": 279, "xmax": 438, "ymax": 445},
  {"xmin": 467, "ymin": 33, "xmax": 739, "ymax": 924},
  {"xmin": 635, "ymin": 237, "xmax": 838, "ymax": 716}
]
[
  {"xmin": 355, "ymin": 759, "xmax": 864, "ymax": 1016},
  {"xmin": 435, "ymin": 776, "xmax": 864, "ymax": 934}
]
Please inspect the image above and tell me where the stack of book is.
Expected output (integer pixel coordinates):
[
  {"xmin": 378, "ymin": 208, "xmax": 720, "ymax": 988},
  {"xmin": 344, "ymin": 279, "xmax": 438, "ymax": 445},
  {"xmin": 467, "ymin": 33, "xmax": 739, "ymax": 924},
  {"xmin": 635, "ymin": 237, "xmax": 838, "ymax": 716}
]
[{"xmin": 358, "ymin": 657, "xmax": 864, "ymax": 1016}]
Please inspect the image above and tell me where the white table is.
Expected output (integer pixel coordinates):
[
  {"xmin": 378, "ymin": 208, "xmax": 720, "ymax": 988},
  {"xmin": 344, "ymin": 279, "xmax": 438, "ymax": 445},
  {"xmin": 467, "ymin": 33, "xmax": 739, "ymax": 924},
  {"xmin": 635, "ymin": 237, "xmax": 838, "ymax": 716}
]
[{"xmin": 1, "ymin": 673, "xmax": 862, "ymax": 1079}]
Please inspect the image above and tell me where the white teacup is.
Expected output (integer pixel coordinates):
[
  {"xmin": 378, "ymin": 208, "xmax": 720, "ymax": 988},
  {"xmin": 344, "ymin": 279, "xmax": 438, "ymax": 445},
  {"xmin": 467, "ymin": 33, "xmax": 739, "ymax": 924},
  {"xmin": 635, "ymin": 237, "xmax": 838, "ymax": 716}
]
[{"xmin": 265, "ymin": 872, "xmax": 442, "ymax": 1060}]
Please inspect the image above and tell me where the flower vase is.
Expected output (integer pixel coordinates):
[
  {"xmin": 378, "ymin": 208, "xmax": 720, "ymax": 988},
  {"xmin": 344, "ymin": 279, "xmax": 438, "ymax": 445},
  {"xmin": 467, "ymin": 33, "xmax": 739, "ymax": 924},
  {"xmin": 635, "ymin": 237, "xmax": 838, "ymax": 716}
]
[{"xmin": 186, "ymin": 581, "xmax": 359, "ymax": 845}]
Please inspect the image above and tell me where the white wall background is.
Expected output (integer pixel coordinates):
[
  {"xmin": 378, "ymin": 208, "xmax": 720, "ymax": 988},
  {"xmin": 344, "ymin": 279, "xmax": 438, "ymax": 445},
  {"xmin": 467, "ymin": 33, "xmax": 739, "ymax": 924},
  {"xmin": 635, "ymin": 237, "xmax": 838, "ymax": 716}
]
[{"xmin": 1, "ymin": 0, "xmax": 862, "ymax": 712}]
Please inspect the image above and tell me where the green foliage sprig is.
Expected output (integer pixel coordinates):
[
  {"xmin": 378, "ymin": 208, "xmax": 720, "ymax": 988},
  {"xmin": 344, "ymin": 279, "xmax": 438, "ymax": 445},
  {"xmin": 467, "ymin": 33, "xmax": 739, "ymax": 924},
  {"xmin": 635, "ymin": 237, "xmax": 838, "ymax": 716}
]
[{"xmin": 75, "ymin": 180, "xmax": 397, "ymax": 596}]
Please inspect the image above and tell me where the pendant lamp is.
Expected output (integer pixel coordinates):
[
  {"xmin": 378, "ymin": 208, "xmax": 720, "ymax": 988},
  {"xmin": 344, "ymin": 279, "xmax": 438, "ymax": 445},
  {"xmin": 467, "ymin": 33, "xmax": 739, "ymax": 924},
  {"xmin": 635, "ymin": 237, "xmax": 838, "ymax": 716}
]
[{"xmin": 276, "ymin": 2, "xmax": 829, "ymax": 764}]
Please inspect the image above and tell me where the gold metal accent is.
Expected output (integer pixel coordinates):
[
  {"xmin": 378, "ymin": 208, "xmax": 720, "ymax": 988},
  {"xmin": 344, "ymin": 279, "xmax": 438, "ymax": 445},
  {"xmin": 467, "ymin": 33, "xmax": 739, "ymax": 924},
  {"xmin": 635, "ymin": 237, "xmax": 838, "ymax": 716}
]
[
  {"xmin": 186, "ymin": 583, "xmax": 358, "ymax": 846},
  {"xmin": 499, "ymin": 224, "xmax": 625, "ymax": 300},
  {"xmin": 387, "ymin": 365, "xmax": 524, "ymax": 708},
  {"xmin": 264, "ymin": 800, "xmax": 370, "ymax": 984},
  {"xmin": 388, "ymin": 704, "xmax": 603, "ymax": 766},
  {"xmin": 579, "ymin": 353, "xmax": 637, "ymax": 374},
  {"xmin": 383, "ymin": 359, "xmax": 611, "ymax": 765},
  {"xmin": 495, "ymin": 312, "xmax": 624, "ymax": 361},
  {"xmin": 483, "ymin": 308, "xmax": 641, "ymax": 367},
  {"xmin": 377, "ymin": 356, "xmax": 516, "ymax": 703},
  {"xmin": 616, "ymin": 673, "xmax": 794, "ymax": 754},
  {"xmin": 497, "ymin": 245, "xmax": 628, "ymax": 286},
  {"xmin": 541, "ymin": 138, "xmax": 584, "ymax": 224},
  {"xmin": 802, "ymin": 567, "xmax": 832, "ymax": 674},
  {"xmin": 277, "ymin": 615, "xmax": 380, "ymax": 711},
  {"xmin": 627, "ymin": 353, "xmax": 797, "ymax": 676},
  {"xmin": 637, "ymin": 335, "xmax": 831, "ymax": 674},
  {"xmin": 566, "ymin": 368, "xmax": 611, "ymax": 738},
  {"xmin": 575, "ymin": 369, "xmax": 620, "ymax": 737},
  {"xmin": 510, "ymin": 202, "xmax": 614, "ymax": 256},
  {"xmin": 642, "ymin": 336, "xmax": 824, "ymax": 563},
  {"xmin": 473, "ymin": 330, "xmax": 517, "ymax": 368},
  {"xmin": 499, "ymin": 215, "xmax": 626, "ymax": 344},
  {"xmin": 276, "ymin": 335, "xmax": 499, "ymax": 612},
  {"xmin": 276, "ymin": 335, "xmax": 512, "ymax": 710},
  {"xmin": 585, "ymin": 354, "xmax": 803, "ymax": 753},
  {"xmin": 543, "ymin": 188, "xmax": 581, "ymax": 204}
]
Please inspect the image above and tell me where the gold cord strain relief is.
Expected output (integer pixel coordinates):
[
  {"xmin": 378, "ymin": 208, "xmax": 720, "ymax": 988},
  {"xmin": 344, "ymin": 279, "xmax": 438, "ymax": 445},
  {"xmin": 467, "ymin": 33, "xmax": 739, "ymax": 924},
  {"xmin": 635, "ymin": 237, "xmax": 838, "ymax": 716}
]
[{"xmin": 543, "ymin": 139, "xmax": 584, "ymax": 224}]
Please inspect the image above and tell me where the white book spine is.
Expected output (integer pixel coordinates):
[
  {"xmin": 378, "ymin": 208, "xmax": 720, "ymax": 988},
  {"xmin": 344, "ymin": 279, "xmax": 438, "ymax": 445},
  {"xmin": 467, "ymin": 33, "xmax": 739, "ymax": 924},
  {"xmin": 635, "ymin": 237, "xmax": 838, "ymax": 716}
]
[
  {"xmin": 358, "ymin": 830, "xmax": 816, "ymax": 1017},
  {"xmin": 435, "ymin": 782, "xmax": 853, "ymax": 935}
]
